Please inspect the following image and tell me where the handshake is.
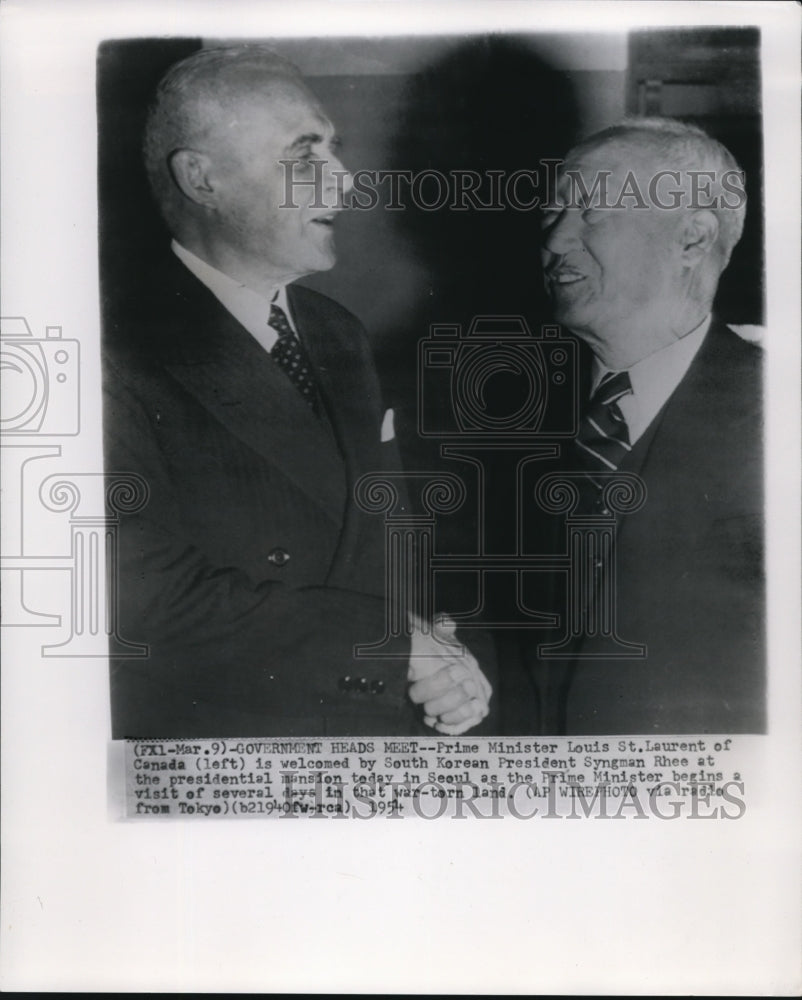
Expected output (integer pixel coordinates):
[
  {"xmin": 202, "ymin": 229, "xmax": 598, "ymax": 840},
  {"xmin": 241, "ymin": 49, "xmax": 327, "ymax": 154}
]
[{"xmin": 406, "ymin": 613, "xmax": 492, "ymax": 735}]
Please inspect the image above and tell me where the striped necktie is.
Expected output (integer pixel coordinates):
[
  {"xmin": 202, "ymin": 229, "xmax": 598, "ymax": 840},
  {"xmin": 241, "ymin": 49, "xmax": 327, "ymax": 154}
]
[
  {"xmin": 268, "ymin": 303, "xmax": 320, "ymax": 413},
  {"xmin": 574, "ymin": 370, "xmax": 633, "ymax": 475}
]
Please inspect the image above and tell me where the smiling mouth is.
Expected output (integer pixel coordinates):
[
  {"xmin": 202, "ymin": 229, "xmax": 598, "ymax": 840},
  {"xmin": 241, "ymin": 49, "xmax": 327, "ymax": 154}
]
[
  {"xmin": 311, "ymin": 212, "xmax": 339, "ymax": 228},
  {"xmin": 549, "ymin": 270, "xmax": 586, "ymax": 286}
]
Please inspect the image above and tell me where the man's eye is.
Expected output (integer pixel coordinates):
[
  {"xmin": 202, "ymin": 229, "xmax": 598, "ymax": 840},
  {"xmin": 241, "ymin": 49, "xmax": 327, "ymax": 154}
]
[
  {"xmin": 582, "ymin": 207, "xmax": 605, "ymax": 224},
  {"xmin": 290, "ymin": 154, "xmax": 321, "ymax": 172}
]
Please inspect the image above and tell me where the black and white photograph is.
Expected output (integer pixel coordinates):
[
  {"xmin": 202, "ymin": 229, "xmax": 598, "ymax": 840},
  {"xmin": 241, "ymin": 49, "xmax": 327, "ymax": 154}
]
[
  {"xmin": 101, "ymin": 28, "xmax": 765, "ymax": 739},
  {"xmin": 1, "ymin": 0, "xmax": 800, "ymax": 993}
]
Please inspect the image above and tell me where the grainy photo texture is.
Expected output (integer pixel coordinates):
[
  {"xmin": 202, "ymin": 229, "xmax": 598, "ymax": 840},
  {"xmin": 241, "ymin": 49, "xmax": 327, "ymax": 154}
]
[{"xmin": 99, "ymin": 29, "xmax": 765, "ymax": 740}]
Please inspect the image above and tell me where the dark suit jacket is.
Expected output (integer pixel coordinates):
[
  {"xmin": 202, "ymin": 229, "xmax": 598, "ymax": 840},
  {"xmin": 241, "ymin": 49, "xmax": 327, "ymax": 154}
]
[
  {"xmin": 103, "ymin": 254, "xmax": 416, "ymax": 737},
  {"xmin": 523, "ymin": 320, "xmax": 764, "ymax": 734}
]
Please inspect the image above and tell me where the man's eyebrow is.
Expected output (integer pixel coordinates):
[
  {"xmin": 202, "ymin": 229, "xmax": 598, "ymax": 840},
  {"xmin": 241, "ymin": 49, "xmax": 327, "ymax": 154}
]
[{"xmin": 286, "ymin": 132, "xmax": 341, "ymax": 152}]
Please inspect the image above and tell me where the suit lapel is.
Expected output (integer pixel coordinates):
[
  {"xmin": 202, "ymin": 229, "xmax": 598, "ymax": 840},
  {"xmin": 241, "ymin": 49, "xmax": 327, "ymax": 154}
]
[
  {"xmin": 158, "ymin": 262, "xmax": 347, "ymax": 526},
  {"xmin": 288, "ymin": 285, "xmax": 381, "ymax": 480},
  {"xmin": 624, "ymin": 321, "xmax": 733, "ymax": 495},
  {"xmin": 288, "ymin": 286, "xmax": 389, "ymax": 593},
  {"xmin": 612, "ymin": 321, "xmax": 752, "ymax": 562}
]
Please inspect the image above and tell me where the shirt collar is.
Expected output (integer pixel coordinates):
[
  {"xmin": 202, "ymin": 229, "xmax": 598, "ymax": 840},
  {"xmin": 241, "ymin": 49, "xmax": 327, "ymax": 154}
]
[
  {"xmin": 171, "ymin": 240, "xmax": 295, "ymax": 350},
  {"xmin": 590, "ymin": 314, "xmax": 711, "ymax": 445}
]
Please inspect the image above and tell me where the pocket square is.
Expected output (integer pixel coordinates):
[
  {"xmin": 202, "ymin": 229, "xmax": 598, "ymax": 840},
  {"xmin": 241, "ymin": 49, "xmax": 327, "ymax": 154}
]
[{"xmin": 381, "ymin": 408, "xmax": 396, "ymax": 442}]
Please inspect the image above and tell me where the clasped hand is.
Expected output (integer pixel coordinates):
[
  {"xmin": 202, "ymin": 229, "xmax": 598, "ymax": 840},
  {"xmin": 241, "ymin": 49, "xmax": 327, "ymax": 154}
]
[{"xmin": 407, "ymin": 612, "xmax": 491, "ymax": 735}]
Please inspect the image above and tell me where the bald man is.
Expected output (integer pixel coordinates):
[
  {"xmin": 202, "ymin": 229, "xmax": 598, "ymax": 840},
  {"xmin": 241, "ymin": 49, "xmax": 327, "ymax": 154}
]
[{"xmin": 519, "ymin": 118, "xmax": 763, "ymax": 734}]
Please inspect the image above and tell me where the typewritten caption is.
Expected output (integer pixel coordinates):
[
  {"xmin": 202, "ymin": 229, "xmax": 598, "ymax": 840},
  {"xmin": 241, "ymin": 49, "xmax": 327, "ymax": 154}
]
[{"xmin": 119, "ymin": 736, "xmax": 750, "ymax": 820}]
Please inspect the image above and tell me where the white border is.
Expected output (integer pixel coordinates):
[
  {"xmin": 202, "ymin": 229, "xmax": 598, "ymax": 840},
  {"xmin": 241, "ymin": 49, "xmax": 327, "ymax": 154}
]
[{"xmin": 2, "ymin": 1, "xmax": 800, "ymax": 993}]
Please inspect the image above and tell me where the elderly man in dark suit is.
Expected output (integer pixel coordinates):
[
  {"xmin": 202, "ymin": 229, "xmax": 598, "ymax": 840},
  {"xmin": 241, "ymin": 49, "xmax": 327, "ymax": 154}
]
[
  {"xmin": 103, "ymin": 45, "xmax": 491, "ymax": 738},
  {"xmin": 525, "ymin": 117, "xmax": 763, "ymax": 734}
]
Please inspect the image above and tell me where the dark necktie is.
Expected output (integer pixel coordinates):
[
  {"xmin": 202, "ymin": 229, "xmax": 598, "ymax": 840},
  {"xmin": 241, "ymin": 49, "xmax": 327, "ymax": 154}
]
[
  {"xmin": 574, "ymin": 370, "xmax": 633, "ymax": 477},
  {"xmin": 268, "ymin": 303, "xmax": 320, "ymax": 413}
]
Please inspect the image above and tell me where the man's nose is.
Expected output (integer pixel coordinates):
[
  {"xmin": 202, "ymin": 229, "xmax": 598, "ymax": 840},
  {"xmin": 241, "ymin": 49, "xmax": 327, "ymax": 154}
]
[{"xmin": 541, "ymin": 208, "xmax": 584, "ymax": 256}]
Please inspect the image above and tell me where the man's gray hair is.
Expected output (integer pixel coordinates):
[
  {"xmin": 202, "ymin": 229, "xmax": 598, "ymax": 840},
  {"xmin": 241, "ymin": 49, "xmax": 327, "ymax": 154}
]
[
  {"xmin": 142, "ymin": 45, "xmax": 303, "ymax": 224},
  {"xmin": 569, "ymin": 116, "xmax": 747, "ymax": 263}
]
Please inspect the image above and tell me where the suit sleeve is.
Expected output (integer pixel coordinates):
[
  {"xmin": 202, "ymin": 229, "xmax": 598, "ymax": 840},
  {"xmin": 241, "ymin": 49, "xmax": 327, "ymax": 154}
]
[{"xmin": 104, "ymin": 364, "xmax": 414, "ymax": 738}]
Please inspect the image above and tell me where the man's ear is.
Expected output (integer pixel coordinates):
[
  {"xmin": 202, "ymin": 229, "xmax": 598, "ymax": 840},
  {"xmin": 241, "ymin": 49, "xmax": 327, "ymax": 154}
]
[
  {"xmin": 168, "ymin": 149, "xmax": 217, "ymax": 208},
  {"xmin": 678, "ymin": 209, "xmax": 719, "ymax": 266}
]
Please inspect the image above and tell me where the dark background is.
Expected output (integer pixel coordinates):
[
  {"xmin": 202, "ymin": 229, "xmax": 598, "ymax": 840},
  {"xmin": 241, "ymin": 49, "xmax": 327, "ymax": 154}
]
[{"xmin": 98, "ymin": 30, "xmax": 766, "ymax": 727}]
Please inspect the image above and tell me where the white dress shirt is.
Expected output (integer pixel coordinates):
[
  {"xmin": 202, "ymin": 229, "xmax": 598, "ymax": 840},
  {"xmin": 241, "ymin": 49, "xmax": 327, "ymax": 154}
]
[
  {"xmin": 590, "ymin": 315, "xmax": 711, "ymax": 445},
  {"xmin": 172, "ymin": 240, "xmax": 297, "ymax": 351}
]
